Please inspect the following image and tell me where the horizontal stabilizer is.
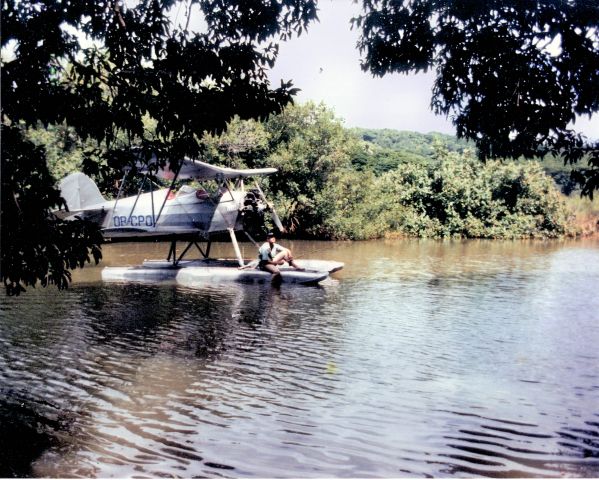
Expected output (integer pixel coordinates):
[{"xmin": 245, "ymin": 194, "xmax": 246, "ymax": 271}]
[{"xmin": 59, "ymin": 172, "xmax": 105, "ymax": 210}]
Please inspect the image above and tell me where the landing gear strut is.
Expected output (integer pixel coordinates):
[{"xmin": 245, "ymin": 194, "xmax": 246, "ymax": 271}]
[{"xmin": 166, "ymin": 237, "xmax": 212, "ymax": 266}]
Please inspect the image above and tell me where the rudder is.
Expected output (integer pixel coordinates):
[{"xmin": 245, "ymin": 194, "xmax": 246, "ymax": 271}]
[{"xmin": 59, "ymin": 172, "xmax": 105, "ymax": 210}]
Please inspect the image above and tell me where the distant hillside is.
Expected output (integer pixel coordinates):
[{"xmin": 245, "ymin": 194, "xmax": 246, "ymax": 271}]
[
  {"xmin": 350, "ymin": 127, "xmax": 578, "ymax": 193},
  {"xmin": 349, "ymin": 128, "xmax": 475, "ymax": 174},
  {"xmin": 351, "ymin": 128, "xmax": 473, "ymax": 156}
]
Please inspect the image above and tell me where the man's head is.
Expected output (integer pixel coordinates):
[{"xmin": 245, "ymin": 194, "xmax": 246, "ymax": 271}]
[{"xmin": 266, "ymin": 231, "xmax": 276, "ymax": 244}]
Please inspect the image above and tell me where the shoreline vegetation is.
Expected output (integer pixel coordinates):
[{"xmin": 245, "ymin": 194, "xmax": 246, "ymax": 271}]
[
  {"xmin": 31, "ymin": 101, "xmax": 598, "ymax": 241},
  {"xmin": 563, "ymin": 195, "xmax": 599, "ymax": 238}
]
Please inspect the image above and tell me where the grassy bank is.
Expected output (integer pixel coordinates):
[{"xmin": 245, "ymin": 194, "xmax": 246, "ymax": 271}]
[{"xmin": 564, "ymin": 194, "xmax": 599, "ymax": 237}]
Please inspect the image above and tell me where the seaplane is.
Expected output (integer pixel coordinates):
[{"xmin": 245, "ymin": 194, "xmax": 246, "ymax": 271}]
[{"xmin": 57, "ymin": 155, "xmax": 343, "ymax": 285}]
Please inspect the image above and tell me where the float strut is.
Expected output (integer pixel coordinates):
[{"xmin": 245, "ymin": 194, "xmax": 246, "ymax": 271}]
[
  {"xmin": 228, "ymin": 228, "xmax": 244, "ymax": 267},
  {"xmin": 167, "ymin": 239, "xmax": 177, "ymax": 265}
]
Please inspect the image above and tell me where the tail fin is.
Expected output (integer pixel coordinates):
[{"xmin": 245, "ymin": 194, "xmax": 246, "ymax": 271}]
[{"xmin": 59, "ymin": 172, "xmax": 106, "ymax": 210}]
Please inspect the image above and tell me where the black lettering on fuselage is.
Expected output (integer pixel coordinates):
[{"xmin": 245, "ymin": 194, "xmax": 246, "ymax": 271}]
[{"xmin": 112, "ymin": 215, "xmax": 153, "ymax": 228}]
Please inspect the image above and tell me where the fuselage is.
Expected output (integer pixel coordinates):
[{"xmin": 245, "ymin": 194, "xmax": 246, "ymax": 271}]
[{"xmin": 72, "ymin": 187, "xmax": 249, "ymax": 239}]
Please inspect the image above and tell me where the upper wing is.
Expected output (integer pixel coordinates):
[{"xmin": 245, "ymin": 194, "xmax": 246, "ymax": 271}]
[
  {"xmin": 175, "ymin": 158, "xmax": 278, "ymax": 180},
  {"xmin": 139, "ymin": 156, "xmax": 277, "ymax": 181}
]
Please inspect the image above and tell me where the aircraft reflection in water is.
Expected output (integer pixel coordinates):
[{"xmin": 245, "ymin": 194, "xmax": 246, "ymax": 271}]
[{"xmin": 57, "ymin": 157, "xmax": 343, "ymax": 285}]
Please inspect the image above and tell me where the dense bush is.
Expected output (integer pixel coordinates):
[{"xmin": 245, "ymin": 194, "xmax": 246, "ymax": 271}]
[{"xmin": 379, "ymin": 148, "xmax": 570, "ymax": 239}]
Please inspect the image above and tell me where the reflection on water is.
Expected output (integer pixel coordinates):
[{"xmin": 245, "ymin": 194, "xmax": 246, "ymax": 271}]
[{"xmin": 1, "ymin": 238, "xmax": 598, "ymax": 477}]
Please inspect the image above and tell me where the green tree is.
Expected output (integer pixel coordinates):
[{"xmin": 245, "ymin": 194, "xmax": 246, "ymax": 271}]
[
  {"xmin": 201, "ymin": 116, "xmax": 271, "ymax": 168},
  {"xmin": 262, "ymin": 102, "xmax": 369, "ymax": 236},
  {"xmin": 1, "ymin": 0, "xmax": 318, "ymax": 294},
  {"xmin": 191, "ymin": 103, "xmax": 382, "ymax": 239},
  {"xmin": 354, "ymin": 0, "xmax": 599, "ymax": 196},
  {"xmin": 316, "ymin": 168, "xmax": 390, "ymax": 239},
  {"xmin": 24, "ymin": 123, "xmax": 87, "ymax": 181}
]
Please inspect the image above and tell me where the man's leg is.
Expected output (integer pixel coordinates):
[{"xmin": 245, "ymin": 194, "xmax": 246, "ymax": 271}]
[
  {"xmin": 288, "ymin": 258, "xmax": 304, "ymax": 270},
  {"xmin": 271, "ymin": 251, "xmax": 288, "ymax": 264},
  {"xmin": 263, "ymin": 262, "xmax": 282, "ymax": 283},
  {"xmin": 272, "ymin": 251, "xmax": 304, "ymax": 270}
]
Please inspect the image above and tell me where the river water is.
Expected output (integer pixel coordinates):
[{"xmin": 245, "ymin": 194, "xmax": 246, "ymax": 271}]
[{"xmin": 1, "ymin": 238, "xmax": 598, "ymax": 478}]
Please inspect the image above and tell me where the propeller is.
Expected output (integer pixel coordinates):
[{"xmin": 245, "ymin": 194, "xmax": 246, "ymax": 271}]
[{"xmin": 254, "ymin": 181, "xmax": 286, "ymax": 234}]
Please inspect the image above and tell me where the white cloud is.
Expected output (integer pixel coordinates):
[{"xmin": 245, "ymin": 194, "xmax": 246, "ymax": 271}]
[{"xmin": 268, "ymin": 0, "xmax": 598, "ymax": 139}]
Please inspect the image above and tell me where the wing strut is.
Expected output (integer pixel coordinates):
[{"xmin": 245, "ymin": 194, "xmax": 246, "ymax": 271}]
[
  {"xmin": 244, "ymin": 230, "xmax": 260, "ymax": 248},
  {"xmin": 126, "ymin": 173, "xmax": 149, "ymax": 225},
  {"xmin": 113, "ymin": 169, "xmax": 129, "ymax": 212},
  {"xmin": 154, "ymin": 161, "xmax": 183, "ymax": 227},
  {"xmin": 254, "ymin": 181, "xmax": 285, "ymax": 233}
]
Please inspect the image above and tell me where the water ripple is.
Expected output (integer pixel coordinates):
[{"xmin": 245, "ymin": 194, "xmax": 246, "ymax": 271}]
[{"xmin": 1, "ymin": 240, "xmax": 599, "ymax": 477}]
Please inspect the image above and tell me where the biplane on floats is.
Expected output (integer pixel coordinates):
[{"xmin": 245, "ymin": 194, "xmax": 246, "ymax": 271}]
[{"xmin": 57, "ymin": 156, "xmax": 343, "ymax": 285}]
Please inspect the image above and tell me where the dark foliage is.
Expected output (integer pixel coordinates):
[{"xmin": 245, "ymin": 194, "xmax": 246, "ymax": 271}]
[
  {"xmin": 354, "ymin": 0, "xmax": 599, "ymax": 195},
  {"xmin": 1, "ymin": 125, "xmax": 103, "ymax": 295},
  {"xmin": 1, "ymin": 0, "xmax": 318, "ymax": 294},
  {"xmin": 0, "ymin": 388, "xmax": 70, "ymax": 477}
]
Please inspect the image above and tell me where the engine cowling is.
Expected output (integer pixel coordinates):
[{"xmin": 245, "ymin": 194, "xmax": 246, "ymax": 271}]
[{"xmin": 240, "ymin": 190, "xmax": 267, "ymax": 236}]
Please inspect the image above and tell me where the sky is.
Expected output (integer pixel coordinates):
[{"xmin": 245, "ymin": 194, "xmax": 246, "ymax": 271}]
[{"xmin": 266, "ymin": 0, "xmax": 599, "ymax": 138}]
